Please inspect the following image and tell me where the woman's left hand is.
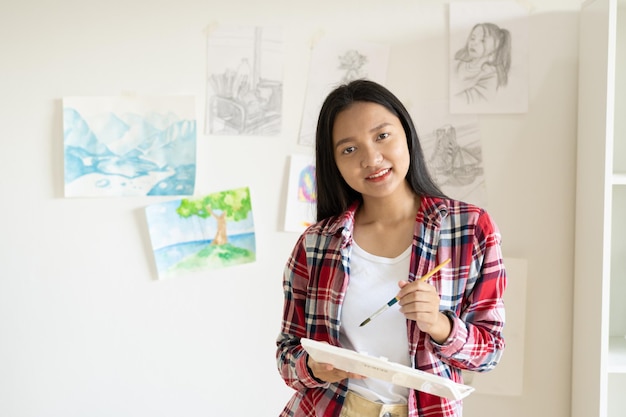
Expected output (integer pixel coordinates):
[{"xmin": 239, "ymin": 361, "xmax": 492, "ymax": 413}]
[{"xmin": 397, "ymin": 280, "xmax": 452, "ymax": 344}]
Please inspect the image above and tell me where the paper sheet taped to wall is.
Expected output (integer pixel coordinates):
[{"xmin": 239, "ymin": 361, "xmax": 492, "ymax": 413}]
[{"xmin": 301, "ymin": 338, "xmax": 474, "ymax": 400}]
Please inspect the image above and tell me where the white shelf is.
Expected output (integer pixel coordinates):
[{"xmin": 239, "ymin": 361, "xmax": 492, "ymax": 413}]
[
  {"xmin": 573, "ymin": 0, "xmax": 626, "ymax": 415},
  {"xmin": 613, "ymin": 173, "xmax": 626, "ymax": 184},
  {"xmin": 609, "ymin": 336, "xmax": 626, "ymax": 373}
]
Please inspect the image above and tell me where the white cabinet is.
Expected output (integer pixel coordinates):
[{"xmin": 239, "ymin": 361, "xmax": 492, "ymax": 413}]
[{"xmin": 572, "ymin": 0, "xmax": 626, "ymax": 416}]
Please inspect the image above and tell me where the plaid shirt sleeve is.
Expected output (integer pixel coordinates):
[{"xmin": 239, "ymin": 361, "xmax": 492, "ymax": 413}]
[
  {"xmin": 406, "ymin": 199, "xmax": 507, "ymax": 416},
  {"xmin": 423, "ymin": 200, "xmax": 507, "ymax": 373},
  {"xmin": 275, "ymin": 214, "xmax": 352, "ymax": 417},
  {"xmin": 276, "ymin": 232, "xmax": 332, "ymax": 392}
]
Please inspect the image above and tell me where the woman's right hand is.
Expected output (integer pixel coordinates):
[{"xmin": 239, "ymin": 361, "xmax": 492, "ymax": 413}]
[{"xmin": 307, "ymin": 355, "xmax": 365, "ymax": 383}]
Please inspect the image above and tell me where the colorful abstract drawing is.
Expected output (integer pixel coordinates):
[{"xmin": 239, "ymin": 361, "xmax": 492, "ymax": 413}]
[
  {"xmin": 284, "ymin": 154, "xmax": 316, "ymax": 232},
  {"xmin": 298, "ymin": 164, "xmax": 316, "ymax": 203},
  {"xmin": 63, "ymin": 95, "xmax": 196, "ymax": 197},
  {"xmin": 145, "ymin": 187, "xmax": 256, "ymax": 279}
]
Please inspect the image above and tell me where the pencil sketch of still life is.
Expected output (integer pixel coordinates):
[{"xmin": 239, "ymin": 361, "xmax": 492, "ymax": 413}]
[
  {"xmin": 411, "ymin": 101, "xmax": 488, "ymax": 207},
  {"xmin": 284, "ymin": 154, "xmax": 317, "ymax": 233},
  {"xmin": 145, "ymin": 186, "xmax": 256, "ymax": 279},
  {"xmin": 298, "ymin": 37, "xmax": 389, "ymax": 146},
  {"xmin": 449, "ymin": 1, "xmax": 529, "ymax": 114},
  {"xmin": 205, "ymin": 24, "xmax": 283, "ymax": 136},
  {"xmin": 63, "ymin": 95, "xmax": 196, "ymax": 197}
]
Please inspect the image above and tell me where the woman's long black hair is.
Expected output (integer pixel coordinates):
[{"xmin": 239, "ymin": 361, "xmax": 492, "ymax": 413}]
[{"xmin": 315, "ymin": 79, "xmax": 446, "ymax": 221}]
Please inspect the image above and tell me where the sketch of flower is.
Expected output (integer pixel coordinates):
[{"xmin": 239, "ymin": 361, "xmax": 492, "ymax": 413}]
[{"xmin": 338, "ymin": 50, "xmax": 368, "ymax": 83}]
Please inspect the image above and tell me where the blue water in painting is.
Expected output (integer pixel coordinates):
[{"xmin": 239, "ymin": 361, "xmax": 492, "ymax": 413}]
[
  {"xmin": 153, "ymin": 233, "xmax": 256, "ymax": 274},
  {"xmin": 63, "ymin": 107, "xmax": 197, "ymax": 196}
]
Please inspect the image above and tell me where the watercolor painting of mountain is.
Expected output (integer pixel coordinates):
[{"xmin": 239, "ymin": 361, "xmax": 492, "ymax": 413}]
[
  {"xmin": 145, "ymin": 187, "xmax": 256, "ymax": 279},
  {"xmin": 63, "ymin": 95, "xmax": 196, "ymax": 197}
]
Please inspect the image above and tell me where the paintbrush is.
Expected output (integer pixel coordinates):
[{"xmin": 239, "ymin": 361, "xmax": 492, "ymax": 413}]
[{"xmin": 358, "ymin": 258, "xmax": 451, "ymax": 327}]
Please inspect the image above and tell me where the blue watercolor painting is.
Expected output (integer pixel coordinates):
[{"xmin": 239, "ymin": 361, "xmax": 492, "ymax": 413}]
[
  {"xmin": 63, "ymin": 95, "xmax": 196, "ymax": 197},
  {"xmin": 145, "ymin": 187, "xmax": 256, "ymax": 279}
]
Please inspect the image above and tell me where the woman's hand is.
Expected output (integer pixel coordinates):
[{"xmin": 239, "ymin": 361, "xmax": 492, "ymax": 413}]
[
  {"xmin": 306, "ymin": 352, "xmax": 365, "ymax": 383},
  {"xmin": 397, "ymin": 280, "xmax": 452, "ymax": 344}
]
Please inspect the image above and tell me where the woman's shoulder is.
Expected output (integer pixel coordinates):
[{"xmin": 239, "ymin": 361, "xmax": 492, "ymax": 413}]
[
  {"xmin": 422, "ymin": 195, "xmax": 484, "ymax": 213},
  {"xmin": 422, "ymin": 196, "xmax": 494, "ymax": 226}
]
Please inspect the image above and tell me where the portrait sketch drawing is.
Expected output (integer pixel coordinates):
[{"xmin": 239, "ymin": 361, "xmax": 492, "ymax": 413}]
[{"xmin": 449, "ymin": 1, "xmax": 529, "ymax": 114}]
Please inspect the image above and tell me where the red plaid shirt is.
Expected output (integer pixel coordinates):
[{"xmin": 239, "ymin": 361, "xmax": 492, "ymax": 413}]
[{"xmin": 276, "ymin": 196, "xmax": 506, "ymax": 417}]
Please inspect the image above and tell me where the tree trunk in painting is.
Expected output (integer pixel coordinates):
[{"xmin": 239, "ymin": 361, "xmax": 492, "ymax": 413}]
[{"xmin": 212, "ymin": 211, "xmax": 228, "ymax": 245}]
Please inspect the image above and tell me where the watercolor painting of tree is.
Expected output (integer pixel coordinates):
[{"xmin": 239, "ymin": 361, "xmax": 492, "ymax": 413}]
[{"xmin": 145, "ymin": 186, "xmax": 256, "ymax": 279}]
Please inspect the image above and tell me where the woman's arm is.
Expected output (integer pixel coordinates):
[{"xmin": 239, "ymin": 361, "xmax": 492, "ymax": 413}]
[
  {"xmin": 275, "ymin": 236, "xmax": 330, "ymax": 391},
  {"xmin": 432, "ymin": 210, "xmax": 507, "ymax": 372}
]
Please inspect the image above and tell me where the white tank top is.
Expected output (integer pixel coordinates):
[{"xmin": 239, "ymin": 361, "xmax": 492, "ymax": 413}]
[{"xmin": 339, "ymin": 241, "xmax": 412, "ymax": 404}]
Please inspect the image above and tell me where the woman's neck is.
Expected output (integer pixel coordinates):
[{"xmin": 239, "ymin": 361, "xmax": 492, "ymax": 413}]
[
  {"xmin": 353, "ymin": 186, "xmax": 421, "ymax": 257},
  {"xmin": 357, "ymin": 186, "xmax": 421, "ymax": 226}
]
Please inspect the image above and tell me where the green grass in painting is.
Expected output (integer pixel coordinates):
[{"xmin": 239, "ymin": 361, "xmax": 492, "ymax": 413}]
[{"xmin": 169, "ymin": 243, "xmax": 255, "ymax": 274}]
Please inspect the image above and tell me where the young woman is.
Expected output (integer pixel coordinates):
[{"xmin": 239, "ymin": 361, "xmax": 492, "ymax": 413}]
[{"xmin": 276, "ymin": 79, "xmax": 506, "ymax": 417}]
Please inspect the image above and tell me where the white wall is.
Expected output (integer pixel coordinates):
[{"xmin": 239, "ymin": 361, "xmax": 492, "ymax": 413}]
[{"xmin": 0, "ymin": 1, "xmax": 581, "ymax": 416}]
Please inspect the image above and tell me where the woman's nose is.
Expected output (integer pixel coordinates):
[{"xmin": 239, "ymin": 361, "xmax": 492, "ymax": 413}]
[{"xmin": 361, "ymin": 148, "xmax": 383, "ymax": 168}]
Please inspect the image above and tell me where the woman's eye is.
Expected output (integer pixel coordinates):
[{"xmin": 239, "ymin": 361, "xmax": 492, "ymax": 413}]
[
  {"xmin": 377, "ymin": 132, "xmax": 389, "ymax": 140},
  {"xmin": 342, "ymin": 146, "xmax": 356, "ymax": 155}
]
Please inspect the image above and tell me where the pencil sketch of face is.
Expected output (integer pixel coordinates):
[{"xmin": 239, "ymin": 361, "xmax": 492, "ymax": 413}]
[
  {"xmin": 467, "ymin": 25, "xmax": 497, "ymax": 60},
  {"xmin": 449, "ymin": 2, "xmax": 528, "ymax": 113},
  {"xmin": 452, "ymin": 23, "xmax": 512, "ymax": 104}
]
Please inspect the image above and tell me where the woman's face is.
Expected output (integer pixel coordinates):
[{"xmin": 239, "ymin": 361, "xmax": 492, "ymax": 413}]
[
  {"xmin": 331, "ymin": 101, "xmax": 410, "ymax": 200},
  {"xmin": 467, "ymin": 25, "xmax": 497, "ymax": 59}
]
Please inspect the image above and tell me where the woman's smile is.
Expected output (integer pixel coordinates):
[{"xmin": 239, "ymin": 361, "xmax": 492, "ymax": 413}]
[{"xmin": 366, "ymin": 168, "xmax": 391, "ymax": 181}]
